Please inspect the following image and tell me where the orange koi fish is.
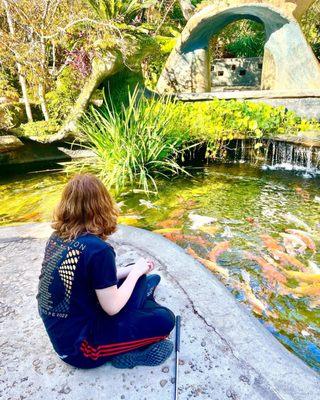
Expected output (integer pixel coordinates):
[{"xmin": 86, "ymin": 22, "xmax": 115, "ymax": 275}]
[
  {"xmin": 156, "ymin": 219, "xmax": 181, "ymax": 228},
  {"xmin": 295, "ymin": 187, "xmax": 310, "ymax": 200},
  {"xmin": 208, "ymin": 241, "xmax": 230, "ymax": 263},
  {"xmin": 243, "ymin": 252, "xmax": 287, "ymax": 284},
  {"xmin": 168, "ymin": 209, "xmax": 185, "ymax": 219},
  {"xmin": 162, "ymin": 232, "xmax": 210, "ymax": 247},
  {"xmin": 260, "ymin": 234, "xmax": 284, "ymax": 252},
  {"xmin": 187, "ymin": 248, "xmax": 229, "ymax": 279},
  {"xmin": 271, "ymin": 250, "xmax": 307, "ymax": 272},
  {"xmin": 285, "ymin": 229, "xmax": 316, "ymax": 252}
]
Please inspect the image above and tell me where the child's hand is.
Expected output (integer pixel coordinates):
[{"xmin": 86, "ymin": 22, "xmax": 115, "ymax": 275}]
[
  {"xmin": 132, "ymin": 257, "xmax": 151, "ymax": 277},
  {"xmin": 132, "ymin": 257, "xmax": 155, "ymax": 277},
  {"xmin": 146, "ymin": 258, "xmax": 155, "ymax": 273}
]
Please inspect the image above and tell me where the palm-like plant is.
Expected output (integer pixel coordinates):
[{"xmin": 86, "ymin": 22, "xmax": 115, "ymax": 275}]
[{"xmin": 86, "ymin": 0, "xmax": 154, "ymax": 23}]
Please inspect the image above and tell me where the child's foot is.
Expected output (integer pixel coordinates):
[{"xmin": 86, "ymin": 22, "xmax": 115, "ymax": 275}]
[
  {"xmin": 111, "ymin": 339, "xmax": 173, "ymax": 369},
  {"xmin": 146, "ymin": 274, "xmax": 161, "ymax": 298}
]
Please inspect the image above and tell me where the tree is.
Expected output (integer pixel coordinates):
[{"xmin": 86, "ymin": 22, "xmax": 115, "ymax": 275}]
[{"xmin": 1, "ymin": 0, "xmax": 33, "ymax": 121}]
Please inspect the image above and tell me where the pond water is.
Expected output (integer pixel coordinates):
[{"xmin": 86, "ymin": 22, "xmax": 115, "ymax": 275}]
[{"xmin": 1, "ymin": 163, "xmax": 319, "ymax": 372}]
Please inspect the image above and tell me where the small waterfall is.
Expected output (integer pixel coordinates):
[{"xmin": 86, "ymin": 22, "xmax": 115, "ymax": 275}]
[
  {"xmin": 226, "ymin": 139, "xmax": 320, "ymax": 177},
  {"xmin": 262, "ymin": 141, "xmax": 320, "ymax": 177}
]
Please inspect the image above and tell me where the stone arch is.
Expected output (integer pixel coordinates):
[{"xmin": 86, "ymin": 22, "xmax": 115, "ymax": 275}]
[{"xmin": 156, "ymin": 3, "xmax": 320, "ymax": 93}]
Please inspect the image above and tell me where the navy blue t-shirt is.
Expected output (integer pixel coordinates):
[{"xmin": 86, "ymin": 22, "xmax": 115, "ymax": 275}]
[{"xmin": 37, "ymin": 232, "xmax": 118, "ymax": 356}]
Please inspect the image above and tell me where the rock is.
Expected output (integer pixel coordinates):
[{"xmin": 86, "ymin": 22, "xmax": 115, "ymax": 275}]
[
  {"xmin": 160, "ymin": 379, "xmax": 167, "ymax": 387},
  {"xmin": 0, "ymin": 135, "xmax": 23, "ymax": 153},
  {"xmin": 161, "ymin": 366, "xmax": 169, "ymax": 373}
]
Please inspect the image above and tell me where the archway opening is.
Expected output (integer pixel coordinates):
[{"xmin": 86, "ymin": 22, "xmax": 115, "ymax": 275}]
[{"xmin": 209, "ymin": 19, "xmax": 266, "ymax": 91}]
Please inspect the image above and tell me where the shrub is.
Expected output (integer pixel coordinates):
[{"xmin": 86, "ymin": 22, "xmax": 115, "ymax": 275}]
[{"xmin": 18, "ymin": 120, "xmax": 61, "ymax": 141}]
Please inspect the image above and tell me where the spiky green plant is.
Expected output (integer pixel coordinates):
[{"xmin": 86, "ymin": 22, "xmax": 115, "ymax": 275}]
[
  {"xmin": 85, "ymin": 0, "xmax": 154, "ymax": 22},
  {"xmin": 77, "ymin": 87, "xmax": 191, "ymax": 194}
]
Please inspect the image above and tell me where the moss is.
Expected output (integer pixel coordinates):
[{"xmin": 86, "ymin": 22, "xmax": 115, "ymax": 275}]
[{"xmin": 16, "ymin": 120, "xmax": 61, "ymax": 142}]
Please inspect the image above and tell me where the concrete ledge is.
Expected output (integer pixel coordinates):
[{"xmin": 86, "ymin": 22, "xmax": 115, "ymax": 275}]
[{"xmin": 0, "ymin": 223, "xmax": 319, "ymax": 399}]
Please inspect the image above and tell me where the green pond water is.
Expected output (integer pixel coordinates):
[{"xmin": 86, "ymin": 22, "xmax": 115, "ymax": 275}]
[{"xmin": 1, "ymin": 163, "xmax": 320, "ymax": 372}]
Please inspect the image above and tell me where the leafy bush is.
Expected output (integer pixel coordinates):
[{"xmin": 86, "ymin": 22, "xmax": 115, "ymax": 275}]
[
  {"xmin": 18, "ymin": 120, "xmax": 61, "ymax": 141},
  {"xmin": 0, "ymin": 103, "xmax": 26, "ymax": 130}
]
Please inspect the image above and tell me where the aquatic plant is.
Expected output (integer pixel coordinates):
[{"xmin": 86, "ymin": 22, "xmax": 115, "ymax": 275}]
[{"xmin": 78, "ymin": 87, "xmax": 191, "ymax": 194}]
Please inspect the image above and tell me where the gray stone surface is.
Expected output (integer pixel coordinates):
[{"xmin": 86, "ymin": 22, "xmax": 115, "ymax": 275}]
[
  {"xmin": 0, "ymin": 135, "xmax": 23, "ymax": 153},
  {"xmin": 211, "ymin": 57, "xmax": 263, "ymax": 88},
  {"xmin": 175, "ymin": 90, "xmax": 320, "ymax": 120},
  {"xmin": 156, "ymin": 3, "xmax": 320, "ymax": 93},
  {"xmin": 0, "ymin": 223, "xmax": 319, "ymax": 400}
]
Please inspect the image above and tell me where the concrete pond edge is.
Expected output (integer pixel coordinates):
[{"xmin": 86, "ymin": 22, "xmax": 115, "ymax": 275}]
[{"xmin": 0, "ymin": 222, "xmax": 319, "ymax": 399}]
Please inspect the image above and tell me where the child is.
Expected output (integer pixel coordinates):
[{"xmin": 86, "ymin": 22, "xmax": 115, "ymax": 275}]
[{"xmin": 37, "ymin": 173, "xmax": 175, "ymax": 369}]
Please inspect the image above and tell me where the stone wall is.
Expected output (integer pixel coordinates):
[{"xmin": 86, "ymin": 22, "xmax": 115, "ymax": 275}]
[{"xmin": 211, "ymin": 57, "xmax": 263, "ymax": 88}]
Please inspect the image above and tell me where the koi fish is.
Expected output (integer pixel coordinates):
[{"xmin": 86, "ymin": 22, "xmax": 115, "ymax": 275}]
[
  {"xmin": 139, "ymin": 199, "xmax": 157, "ymax": 209},
  {"xmin": 233, "ymin": 279, "xmax": 268, "ymax": 315},
  {"xmin": 271, "ymin": 250, "xmax": 307, "ymax": 272},
  {"xmin": 221, "ymin": 226, "xmax": 233, "ymax": 238},
  {"xmin": 168, "ymin": 209, "xmax": 185, "ymax": 219},
  {"xmin": 280, "ymin": 233, "xmax": 307, "ymax": 255},
  {"xmin": 282, "ymin": 213, "xmax": 311, "ymax": 231},
  {"xmin": 188, "ymin": 212, "xmax": 217, "ymax": 230},
  {"xmin": 199, "ymin": 225, "xmax": 219, "ymax": 236},
  {"xmin": 243, "ymin": 252, "xmax": 287, "ymax": 284},
  {"xmin": 156, "ymin": 219, "xmax": 181, "ymax": 228},
  {"xmin": 208, "ymin": 241, "xmax": 230, "ymax": 263},
  {"xmin": 290, "ymin": 283, "xmax": 320, "ymax": 297},
  {"xmin": 285, "ymin": 229, "xmax": 316, "ymax": 252},
  {"xmin": 307, "ymin": 260, "xmax": 320, "ymax": 274},
  {"xmin": 187, "ymin": 248, "xmax": 229, "ymax": 279},
  {"xmin": 295, "ymin": 187, "xmax": 310, "ymax": 200},
  {"xmin": 153, "ymin": 228, "xmax": 182, "ymax": 235},
  {"xmin": 162, "ymin": 232, "xmax": 209, "ymax": 247},
  {"xmin": 177, "ymin": 197, "xmax": 197, "ymax": 208},
  {"xmin": 260, "ymin": 234, "xmax": 284, "ymax": 252},
  {"xmin": 283, "ymin": 270, "xmax": 320, "ymax": 283}
]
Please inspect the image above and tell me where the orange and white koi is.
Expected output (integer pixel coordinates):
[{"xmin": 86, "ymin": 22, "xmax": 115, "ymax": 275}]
[
  {"xmin": 271, "ymin": 250, "xmax": 307, "ymax": 272},
  {"xmin": 285, "ymin": 229, "xmax": 316, "ymax": 252},
  {"xmin": 282, "ymin": 213, "xmax": 311, "ymax": 231},
  {"xmin": 280, "ymin": 233, "xmax": 307, "ymax": 255},
  {"xmin": 187, "ymin": 248, "xmax": 229, "ymax": 279}
]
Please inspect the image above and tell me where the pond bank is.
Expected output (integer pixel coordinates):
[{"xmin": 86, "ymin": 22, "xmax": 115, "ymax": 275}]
[{"xmin": 0, "ymin": 223, "xmax": 319, "ymax": 400}]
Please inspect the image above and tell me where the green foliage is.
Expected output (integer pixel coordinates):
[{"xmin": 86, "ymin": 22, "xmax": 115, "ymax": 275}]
[
  {"xmin": 211, "ymin": 20, "xmax": 265, "ymax": 58},
  {"xmin": 301, "ymin": 0, "xmax": 320, "ymax": 61},
  {"xmin": 85, "ymin": 0, "xmax": 155, "ymax": 22},
  {"xmin": 18, "ymin": 120, "xmax": 61, "ymax": 141},
  {"xmin": 0, "ymin": 103, "xmax": 26, "ymax": 130},
  {"xmin": 77, "ymin": 87, "xmax": 190, "ymax": 194},
  {"xmin": 0, "ymin": 71, "xmax": 20, "ymax": 101},
  {"xmin": 46, "ymin": 67, "xmax": 82, "ymax": 120}
]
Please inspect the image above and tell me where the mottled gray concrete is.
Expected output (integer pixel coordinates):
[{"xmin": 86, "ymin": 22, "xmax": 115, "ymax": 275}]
[{"xmin": 0, "ymin": 223, "xmax": 319, "ymax": 400}]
